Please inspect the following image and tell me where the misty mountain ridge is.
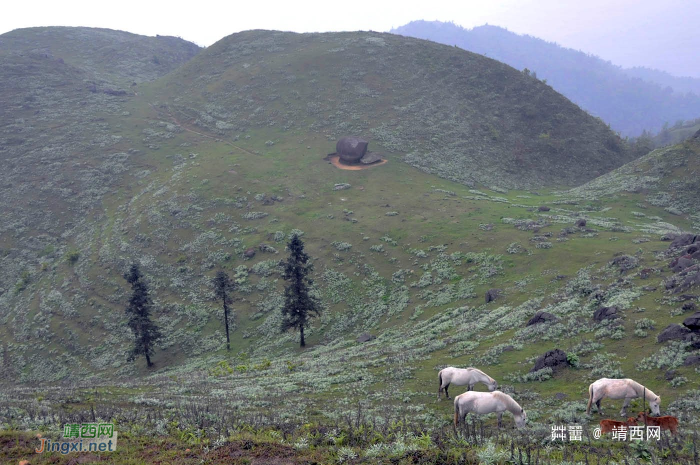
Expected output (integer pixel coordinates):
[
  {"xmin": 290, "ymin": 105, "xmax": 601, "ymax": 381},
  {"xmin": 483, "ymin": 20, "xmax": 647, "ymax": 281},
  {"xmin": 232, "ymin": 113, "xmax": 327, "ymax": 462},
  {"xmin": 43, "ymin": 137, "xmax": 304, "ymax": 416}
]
[{"xmin": 391, "ymin": 21, "xmax": 700, "ymax": 137}]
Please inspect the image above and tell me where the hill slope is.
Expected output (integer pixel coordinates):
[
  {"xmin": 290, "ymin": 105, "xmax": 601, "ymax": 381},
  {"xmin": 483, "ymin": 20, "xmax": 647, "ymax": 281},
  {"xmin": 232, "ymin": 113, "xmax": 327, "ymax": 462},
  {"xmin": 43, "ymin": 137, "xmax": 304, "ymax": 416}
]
[
  {"xmin": 391, "ymin": 21, "xmax": 700, "ymax": 137},
  {"xmin": 1, "ymin": 28, "xmax": 699, "ymax": 442},
  {"xmin": 150, "ymin": 29, "xmax": 635, "ymax": 189},
  {"xmin": 565, "ymin": 129, "xmax": 700, "ymax": 221},
  {"xmin": 0, "ymin": 26, "xmax": 201, "ymax": 86}
]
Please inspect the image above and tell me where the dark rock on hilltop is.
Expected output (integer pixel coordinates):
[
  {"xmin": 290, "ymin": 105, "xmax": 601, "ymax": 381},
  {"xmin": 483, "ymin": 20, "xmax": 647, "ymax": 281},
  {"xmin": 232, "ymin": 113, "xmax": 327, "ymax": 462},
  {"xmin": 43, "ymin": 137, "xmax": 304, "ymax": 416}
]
[
  {"xmin": 336, "ymin": 137, "xmax": 369, "ymax": 164},
  {"xmin": 357, "ymin": 333, "xmax": 376, "ymax": 343},
  {"xmin": 526, "ymin": 311, "xmax": 558, "ymax": 326},
  {"xmin": 657, "ymin": 324, "xmax": 691, "ymax": 343},
  {"xmin": 530, "ymin": 349, "xmax": 569, "ymax": 373},
  {"xmin": 538, "ymin": 206, "xmax": 551, "ymax": 212},
  {"xmin": 575, "ymin": 218, "xmax": 587, "ymax": 227}
]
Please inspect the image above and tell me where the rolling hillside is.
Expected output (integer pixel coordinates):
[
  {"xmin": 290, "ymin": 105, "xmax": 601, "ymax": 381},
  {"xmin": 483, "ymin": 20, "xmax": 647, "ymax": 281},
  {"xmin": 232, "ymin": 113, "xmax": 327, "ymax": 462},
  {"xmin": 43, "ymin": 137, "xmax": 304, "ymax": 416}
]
[
  {"xmin": 0, "ymin": 26, "xmax": 699, "ymax": 464},
  {"xmin": 391, "ymin": 21, "xmax": 700, "ymax": 137}
]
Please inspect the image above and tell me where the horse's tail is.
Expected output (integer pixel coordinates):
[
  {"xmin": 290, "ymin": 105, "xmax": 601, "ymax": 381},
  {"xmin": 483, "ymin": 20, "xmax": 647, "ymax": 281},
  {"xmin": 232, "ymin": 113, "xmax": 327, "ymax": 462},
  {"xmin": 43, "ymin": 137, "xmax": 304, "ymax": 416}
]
[
  {"xmin": 586, "ymin": 384, "xmax": 593, "ymax": 414},
  {"xmin": 453, "ymin": 400, "xmax": 459, "ymax": 427},
  {"xmin": 438, "ymin": 371, "xmax": 443, "ymax": 399}
]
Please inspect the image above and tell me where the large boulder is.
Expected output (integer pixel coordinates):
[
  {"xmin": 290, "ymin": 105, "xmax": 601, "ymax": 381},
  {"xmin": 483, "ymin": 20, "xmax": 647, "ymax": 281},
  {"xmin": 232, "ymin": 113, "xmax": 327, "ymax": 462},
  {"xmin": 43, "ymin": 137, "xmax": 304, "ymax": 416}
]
[
  {"xmin": 485, "ymin": 288, "xmax": 501, "ymax": 303},
  {"xmin": 530, "ymin": 349, "xmax": 569, "ymax": 373},
  {"xmin": 683, "ymin": 312, "xmax": 700, "ymax": 331},
  {"xmin": 593, "ymin": 306, "xmax": 619, "ymax": 322},
  {"xmin": 336, "ymin": 136, "xmax": 369, "ymax": 164},
  {"xmin": 538, "ymin": 205, "xmax": 551, "ymax": 212},
  {"xmin": 657, "ymin": 324, "xmax": 691, "ymax": 343},
  {"xmin": 527, "ymin": 311, "xmax": 558, "ymax": 326},
  {"xmin": 575, "ymin": 218, "xmax": 587, "ymax": 227},
  {"xmin": 684, "ymin": 354, "xmax": 700, "ymax": 366},
  {"xmin": 669, "ymin": 233, "xmax": 698, "ymax": 249},
  {"xmin": 356, "ymin": 333, "xmax": 376, "ymax": 343}
]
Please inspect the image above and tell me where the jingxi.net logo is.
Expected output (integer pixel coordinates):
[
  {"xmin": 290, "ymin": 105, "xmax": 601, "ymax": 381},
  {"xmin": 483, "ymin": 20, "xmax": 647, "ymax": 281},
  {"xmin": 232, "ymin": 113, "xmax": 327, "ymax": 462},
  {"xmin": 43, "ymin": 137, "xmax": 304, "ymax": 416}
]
[{"xmin": 36, "ymin": 423, "xmax": 118, "ymax": 455}]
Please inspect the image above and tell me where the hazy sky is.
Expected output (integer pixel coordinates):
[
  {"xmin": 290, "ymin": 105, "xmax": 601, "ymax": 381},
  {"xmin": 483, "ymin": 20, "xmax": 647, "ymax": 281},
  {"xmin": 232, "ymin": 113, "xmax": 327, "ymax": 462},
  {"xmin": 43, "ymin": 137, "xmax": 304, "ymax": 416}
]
[{"xmin": 3, "ymin": 0, "xmax": 699, "ymax": 78}]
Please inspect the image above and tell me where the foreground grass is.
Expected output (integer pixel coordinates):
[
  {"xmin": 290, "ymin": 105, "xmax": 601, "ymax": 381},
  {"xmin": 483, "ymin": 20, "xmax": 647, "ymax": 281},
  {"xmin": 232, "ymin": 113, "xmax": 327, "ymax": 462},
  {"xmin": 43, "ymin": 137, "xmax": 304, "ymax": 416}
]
[{"xmin": 3, "ymin": 420, "xmax": 699, "ymax": 465}]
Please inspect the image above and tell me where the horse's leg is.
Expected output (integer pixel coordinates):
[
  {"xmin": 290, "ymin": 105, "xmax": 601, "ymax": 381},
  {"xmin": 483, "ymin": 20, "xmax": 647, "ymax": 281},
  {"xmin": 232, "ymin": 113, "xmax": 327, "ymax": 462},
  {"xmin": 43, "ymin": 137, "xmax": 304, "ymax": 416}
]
[
  {"xmin": 596, "ymin": 398, "xmax": 603, "ymax": 415},
  {"xmin": 497, "ymin": 412, "xmax": 503, "ymax": 428},
  {"xmin": 468, "ymin": 384, "xmax": 473, "ymax": 391},
  {"xmin": 621, "ymin": 397, "xmax": 631, "ymax": 417},
  {"xmin": 445, "ymin": 383, "xmax": 450, "ymax": 399}
]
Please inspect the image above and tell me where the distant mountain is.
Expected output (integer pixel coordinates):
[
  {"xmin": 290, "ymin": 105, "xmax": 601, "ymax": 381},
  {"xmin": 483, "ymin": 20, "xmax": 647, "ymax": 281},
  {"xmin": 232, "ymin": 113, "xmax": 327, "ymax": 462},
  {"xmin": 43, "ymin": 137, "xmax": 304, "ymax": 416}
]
[
  {"xmin": 391, "ymin": 21, "xmax": 700, "ymax": 137},
  {"xmin": 624, "ymin": 67, "xmax": 700, "ymax": 97}
]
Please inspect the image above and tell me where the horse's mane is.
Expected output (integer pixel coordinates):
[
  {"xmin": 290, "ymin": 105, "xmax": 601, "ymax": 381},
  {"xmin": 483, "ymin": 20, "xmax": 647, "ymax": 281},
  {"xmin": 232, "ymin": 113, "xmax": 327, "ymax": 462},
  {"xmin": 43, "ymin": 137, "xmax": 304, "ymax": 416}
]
[
  {"xmin": 626, "ymin": 379, "xmax": 659, "ymax": 400},
  {"xmin": 493, "ymin": 391, "xmax": 522, "ymax": 413},
  {"xmin": 467, "ymin": 367, "xmax": 495, "ymax": 384}
]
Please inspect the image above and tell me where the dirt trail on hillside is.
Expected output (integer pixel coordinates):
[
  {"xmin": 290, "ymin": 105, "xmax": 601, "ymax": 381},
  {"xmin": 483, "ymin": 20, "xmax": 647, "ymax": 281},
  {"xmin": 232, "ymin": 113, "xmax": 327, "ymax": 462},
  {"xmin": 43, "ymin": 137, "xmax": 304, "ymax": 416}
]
[{"xmin": 149, "ymin": 104, "xmax": 257, "ymax": 156}]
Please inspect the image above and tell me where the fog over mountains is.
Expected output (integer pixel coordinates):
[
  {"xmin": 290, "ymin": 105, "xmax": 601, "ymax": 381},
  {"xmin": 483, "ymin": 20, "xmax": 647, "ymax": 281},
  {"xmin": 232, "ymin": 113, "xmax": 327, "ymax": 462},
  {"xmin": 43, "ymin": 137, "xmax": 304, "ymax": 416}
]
[{"xmin": 391, "ymin": 21, "xmax": 700, "ymax": 137}]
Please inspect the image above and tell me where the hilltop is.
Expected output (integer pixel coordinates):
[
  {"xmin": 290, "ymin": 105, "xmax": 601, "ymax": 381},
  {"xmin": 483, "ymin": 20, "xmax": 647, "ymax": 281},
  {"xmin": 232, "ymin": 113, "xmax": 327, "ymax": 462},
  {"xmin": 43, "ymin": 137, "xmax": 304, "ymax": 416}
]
[
  {"xmin": 391, "ymin": 21, "xmax": 700, "ymax": 137},
  {"xmin": 0, "ymin": 26, "xmax": 200, "ymax": 86},
  {"xmin": 150, "ymin": 29, "xmax": 635, "ymax": 189}
]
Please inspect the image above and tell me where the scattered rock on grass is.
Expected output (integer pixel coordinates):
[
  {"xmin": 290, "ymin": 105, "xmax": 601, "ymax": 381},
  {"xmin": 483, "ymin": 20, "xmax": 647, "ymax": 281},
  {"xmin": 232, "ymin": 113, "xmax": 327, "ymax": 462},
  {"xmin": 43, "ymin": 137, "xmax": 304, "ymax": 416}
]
[
  {"xmin": 657, "ymin": 324, "xmax": 691, "ymax": 343},
  {"xmin": 530, "ymin": 349, "xmax": 569, "ymax": 373}
]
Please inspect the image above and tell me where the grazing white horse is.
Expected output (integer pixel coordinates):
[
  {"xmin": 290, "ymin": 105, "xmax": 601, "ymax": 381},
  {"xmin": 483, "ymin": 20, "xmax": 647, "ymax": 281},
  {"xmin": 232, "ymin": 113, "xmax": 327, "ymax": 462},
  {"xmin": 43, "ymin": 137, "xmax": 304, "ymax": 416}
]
[
  {"xmin": 454, "ymin": 391, "xmax": 527, "ymax": 428},
  {"xmin": 438, "ymin": 367, "xmax": 497, "ymax": 400},
  {"xmin": 586, "ymin": 378, "xmax": 661, "ymax": 417}
]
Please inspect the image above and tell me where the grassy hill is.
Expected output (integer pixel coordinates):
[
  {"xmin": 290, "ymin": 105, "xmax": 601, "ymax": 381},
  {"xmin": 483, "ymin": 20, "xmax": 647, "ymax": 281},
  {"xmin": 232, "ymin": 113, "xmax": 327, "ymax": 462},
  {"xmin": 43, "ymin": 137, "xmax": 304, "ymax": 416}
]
[
  {"xmin": 148, "ymin": 29, "xmax": 636, "ymax": 189},
  {"xmin": 0, "ymin": 27, "xmax": 699, "ymax": 464},
  {"xmin": 391, "ymin": 21, "xmax": 700, "ymax": 138}
]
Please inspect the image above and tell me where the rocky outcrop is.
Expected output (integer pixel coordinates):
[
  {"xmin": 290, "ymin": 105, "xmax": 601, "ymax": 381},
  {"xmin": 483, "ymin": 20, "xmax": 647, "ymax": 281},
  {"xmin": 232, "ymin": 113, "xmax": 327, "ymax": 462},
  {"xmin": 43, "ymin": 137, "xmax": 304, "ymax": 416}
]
[
  {"xmin": 669, "ymin": 233, "xmax": 698, "ymax": 249},
  {"xmin": 657, "ymin": 324, "xmax": 691, "ymax": 343},
  {"xmin": 538, "ymin": 206, "xmax": 551, "ymax": 212},
  {"xmin": 683, "ymin": 312, "xmax": 700, "ymax": 331},
  {"xmin": 593, "ymin": 306, "xmax": 619, "ymax": 322},
  {"xmin": 530, "ymin": 349, "xmax": 569, "ymax": 373},
  {"xmin": 575, "ymin": 218, "xmax": 587, "ymax": 227},
  {"xmin": 526, "ymin": 311, "xmax": 558, "ymax": 326}
]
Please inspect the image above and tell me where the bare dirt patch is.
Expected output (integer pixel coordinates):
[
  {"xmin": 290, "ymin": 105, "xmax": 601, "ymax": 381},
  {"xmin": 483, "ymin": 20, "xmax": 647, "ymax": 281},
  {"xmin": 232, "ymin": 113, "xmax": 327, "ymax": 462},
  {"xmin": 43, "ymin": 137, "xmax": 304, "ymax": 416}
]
[{"xmin": 325, "ymin": 154, "xmax": 387, "ymax": 171}]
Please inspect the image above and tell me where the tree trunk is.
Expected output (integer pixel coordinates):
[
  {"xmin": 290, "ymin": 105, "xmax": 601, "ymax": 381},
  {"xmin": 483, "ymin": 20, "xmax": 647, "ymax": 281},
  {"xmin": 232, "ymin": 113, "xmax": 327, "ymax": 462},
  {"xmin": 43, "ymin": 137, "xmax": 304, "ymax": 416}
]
[
  {"xmin": 146, "ymin": 352, "xmax": 153, "ymax": 367},
  {"xmin": 224, "ymin": 298, "xmax": 230, "ymax": 351},
  {"xmin": 300, "ymin": 325, "xmax": 305, "ymax": 347}
]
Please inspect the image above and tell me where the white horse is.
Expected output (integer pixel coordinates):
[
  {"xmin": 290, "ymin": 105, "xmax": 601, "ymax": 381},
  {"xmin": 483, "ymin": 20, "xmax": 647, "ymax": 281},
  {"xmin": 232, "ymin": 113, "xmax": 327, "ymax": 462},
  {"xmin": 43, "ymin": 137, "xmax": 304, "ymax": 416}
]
[
  {"xmin": 586, "ymin": 378, "xmax": 661, "ymax": 417},
  {"xmin": 454, "ymin": 391, "xmax": 527, "ymax": 428},
  {"xmin": 438, "ymin": 367, "xmax": 497, "ymax": 400}
]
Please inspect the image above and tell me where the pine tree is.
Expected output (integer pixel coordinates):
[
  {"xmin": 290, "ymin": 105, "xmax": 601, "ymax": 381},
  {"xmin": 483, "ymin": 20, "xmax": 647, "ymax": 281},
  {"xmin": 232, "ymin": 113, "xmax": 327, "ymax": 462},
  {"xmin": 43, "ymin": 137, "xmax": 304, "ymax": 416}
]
[
  {"xmin": 124, "ymin": 263, "xmax": 162, "ymax": 367},
  {"xmin": 213, "ymin": 270, "xmax": 234, "ymax": 351},
  {"xmin": 281, "ymin": 235, "xmax": 322, "ymax": 347}
]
